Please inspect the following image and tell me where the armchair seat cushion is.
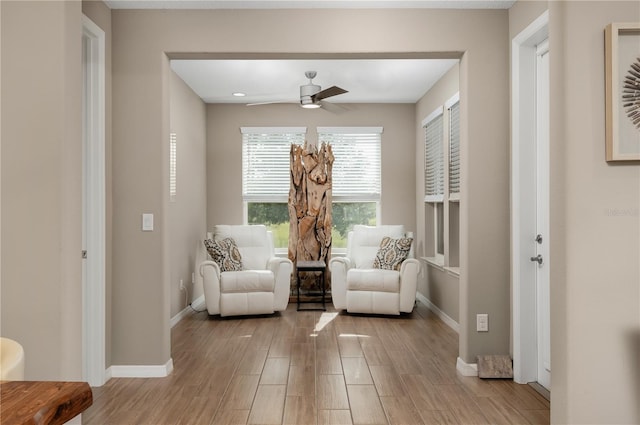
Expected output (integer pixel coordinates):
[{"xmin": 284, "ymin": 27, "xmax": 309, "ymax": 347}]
[
  {"xmin": 220, "ymin": 270, "xmax": 274, "ymax": 293},
  {"xmin": 347, "ymin": 269, "xmax": 400, "ymax": 293}
]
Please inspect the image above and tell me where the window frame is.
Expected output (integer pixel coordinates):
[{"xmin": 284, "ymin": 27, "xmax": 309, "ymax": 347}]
[
  {"xmin": 422, "ymin": 108, "xmax": 445, "ymax": 264},
  {"xmin": 240, "ymin": 126, "xmax": 383, "ymax": 256},
  {"xmin": 446, "ymin": 93, "xmax": 461, "ymax": 202},
  {"xmin": 422, "ymin": 107, "xmax": 445, "ymax": 203}
]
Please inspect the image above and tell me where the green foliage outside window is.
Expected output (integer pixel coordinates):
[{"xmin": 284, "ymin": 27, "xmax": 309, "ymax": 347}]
[{"xmin": 247, "ymin": 202, "xmax": 377, "ymax": 249}]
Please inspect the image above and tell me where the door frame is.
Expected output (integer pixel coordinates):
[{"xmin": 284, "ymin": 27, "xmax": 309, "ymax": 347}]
[
  {"xmin": 82, "ymin": 15, "xmax": 106, "ymax": 387},
  {"xmin": 511, "ymin": 10, "xmax": 549, "ymax": 385}
]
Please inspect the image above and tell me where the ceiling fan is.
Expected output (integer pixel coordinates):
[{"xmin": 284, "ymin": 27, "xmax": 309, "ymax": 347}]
[{"xmin": 248, "ymin": 71, "xmax": 348, "ymax": 110}]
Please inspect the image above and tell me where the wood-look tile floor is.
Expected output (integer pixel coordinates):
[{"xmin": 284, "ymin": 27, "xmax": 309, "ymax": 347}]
[{"xmin": 84, "ymin": 301, "xmax": 550, "ymax": 424}]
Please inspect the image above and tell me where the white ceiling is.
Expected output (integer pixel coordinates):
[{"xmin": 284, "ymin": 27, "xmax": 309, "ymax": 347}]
[
  {"xmin": 105, "ymin": 0, "xmax": 516, "ymax": 10},
  {"xmin": 170, "ymin": 59, "xmax": 459, "ymax": 104}
]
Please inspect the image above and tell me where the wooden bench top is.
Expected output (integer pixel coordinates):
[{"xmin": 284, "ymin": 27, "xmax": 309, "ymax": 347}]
[{"xmin": 0, "ymin": 380, "xmax": 93, "ymax": 425}]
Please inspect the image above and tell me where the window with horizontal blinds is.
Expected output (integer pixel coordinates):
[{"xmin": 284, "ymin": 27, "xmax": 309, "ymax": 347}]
[
  {"xmin": 317, "ymin": 127, "xmax": 382, "ymax": 201},
  {"xmin": 169, "ymin": 132, "xmax": 177, "ymax": 202},
  {"xmin": 449, "ymin": 100, "xmax": 460, "ymax": 197},
  {"xmin": 241, "ymin": 127, "xmax": 306, "ymax": 201},
  {"xmin": 424, "ymin": 113, "xmax": 444, "ymax": 201}
]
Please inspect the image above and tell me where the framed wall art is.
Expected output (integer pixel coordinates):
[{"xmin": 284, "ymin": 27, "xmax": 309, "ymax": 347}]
[{"xmin": 605, "ymin": 22, "xmax": 640, "ymax": 162}]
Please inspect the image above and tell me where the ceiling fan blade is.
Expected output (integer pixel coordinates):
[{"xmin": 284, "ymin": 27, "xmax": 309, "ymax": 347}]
[
  {"xmin": 247, "ymin": 99, "xmax": 297, "ymax": 106},
  {"xmin": 312, "ymin": 86, "xmax": 348, "ymax": 102},
  {"xmin": 319, "ymin": 100, "xmax": 349, "ymax": 114}
]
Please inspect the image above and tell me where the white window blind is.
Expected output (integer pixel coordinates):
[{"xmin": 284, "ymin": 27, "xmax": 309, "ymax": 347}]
[
  {"xmin": 241, "ymin": 127, "xmax": 306, "ymax": 202},
  {"xmin": 317, "ymin": 127, "xmax": 382, "ymax": 201},
  {"xmin": 423, "ymin": 110, "xmax": 444, "ymax": 201},
  {"xmin": 449, "ymin": 100, "xmax": 460, "ymax": 197},
  {"xmin": 169, "ymin": 132, "xmax": 177, "ymax": 202}
]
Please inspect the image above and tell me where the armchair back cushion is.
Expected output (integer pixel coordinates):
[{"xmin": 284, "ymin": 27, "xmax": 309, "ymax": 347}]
[
  {"xmin": 214, "ymin": 225, "xmax": 273, "ymax": 270},
  {"xmin": 349, "ymin": 225, "xmax": 408, "ymax": 268}
]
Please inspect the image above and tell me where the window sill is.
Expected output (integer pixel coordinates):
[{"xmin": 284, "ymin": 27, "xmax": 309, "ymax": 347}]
[
  {"xmin": 445, "ymin": 266, "xmax": 460, "ymax": 277},
  {"xmin": 421, "ymin": 256, "xmax": 445, "ymax": 271}
]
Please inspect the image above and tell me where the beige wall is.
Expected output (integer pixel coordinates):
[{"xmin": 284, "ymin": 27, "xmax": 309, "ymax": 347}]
[
  {"xmin": 110, "ymin": 7, "xmax": 510, "ymax": 367},
  {"xmin": 1, "ymin": 0, "xmax": 83, "ymax": 380},
  {"xmin": 169, "ymin": 71, "xmax": 207, "ymax": 316},
  {"xmin": 511, "ymin": 1, "xmax": 640, "ymax": 423},
  {"xmin": 415, "ymin": 63, "xmax": 460, "ymax": 322},
  {"xmin": 548, "ymin": 2, "xmax": 639, "ymax": 423},
  {"xmin": 82, "ymin": 0, "xmax": 113, "ymax": 370},
  {"xmin": 206, "ymin": 103, "xmax": 416, "ymax": 229}
]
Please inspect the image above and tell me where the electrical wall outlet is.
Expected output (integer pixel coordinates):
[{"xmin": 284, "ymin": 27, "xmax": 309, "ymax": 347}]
[
  {"xmin": 179, "ymin": 279, "xmax": 185, "ymax": 291},
  {"xmin": 476, "ymin": 314, "xmax": 489, "ymax": 332}
]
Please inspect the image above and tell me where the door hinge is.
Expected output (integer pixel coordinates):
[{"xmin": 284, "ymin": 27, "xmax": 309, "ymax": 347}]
[{"xmin": 82, "ymin": 250, "xmax": 87, "ymax": 259}]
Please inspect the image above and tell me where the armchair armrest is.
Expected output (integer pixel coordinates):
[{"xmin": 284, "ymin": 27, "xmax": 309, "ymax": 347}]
[
  {"xmin": 268, "ymin": 257, "xmax": 293, "ymax": 311},
  {"xmin": 399, "ymin": 258, "xmax": 421, "ymax": 313},
  {"xmin": 199, "ymin": 260, "xmax": 221, "ymax": 315},
  {"xmin": 329, "ymin": 257, "xmax": 352, "ymax": 310}
]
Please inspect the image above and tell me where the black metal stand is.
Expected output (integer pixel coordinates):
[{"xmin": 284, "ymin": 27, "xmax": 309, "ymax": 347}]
[{"xmin": 296, "ymin": 260, "xmax": 326, "ymax": 311}]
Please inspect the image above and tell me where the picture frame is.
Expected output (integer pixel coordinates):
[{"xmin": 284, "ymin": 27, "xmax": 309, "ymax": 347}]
[{"xmin": 605, "ymin": 22, "xmax": 640, "ymax": 162}]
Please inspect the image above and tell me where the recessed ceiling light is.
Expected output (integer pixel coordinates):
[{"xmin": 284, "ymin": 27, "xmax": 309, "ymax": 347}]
[{"xmin": 232, "ymin": 92, "xmax": 246, "ymax": 97}]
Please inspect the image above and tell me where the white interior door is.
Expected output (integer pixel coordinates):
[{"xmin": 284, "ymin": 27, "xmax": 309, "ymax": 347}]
[
  {"xmin": 82, "ymin": 15, "xmax": 106, "ymax": 387},
  {"xmin": 511, "ymin": 10, "xmax": 549, "ymax": 389},
  {"xmin": 534, "ymin": 39, "xmax": 551, "ymax": 391}
]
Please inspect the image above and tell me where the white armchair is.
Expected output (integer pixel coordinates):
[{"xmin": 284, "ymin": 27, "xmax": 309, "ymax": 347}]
[
  {"xmin": 329, "ymin": 225, "xmax": 421, "ymax": 315},
  {"xmin": 198, "ymin": 225, "xmax": 293, "ymax": 317}
]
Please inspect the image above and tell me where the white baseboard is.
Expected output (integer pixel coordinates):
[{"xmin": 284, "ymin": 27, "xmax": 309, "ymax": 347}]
[
  {"xmin": 416, "ymin": 293, "xmax": 460, "ymax": 333},
  {"xmin": 456, "ymin": 357, "xmax": 478, "ymax": 376},
  {"xmin": 108, "ymin": 358, "xmax": 174, "ymax": 378},
  {"xmin": 170, "ymin": 295, "xmax": 205, "ymax": 328},
  {"xmin": 191, "ymin": 294, "xmax": 206, "ymax": 310},
  {"xmin": 104, "ymin": 366, "xmax": 113, "ymax": 382}
]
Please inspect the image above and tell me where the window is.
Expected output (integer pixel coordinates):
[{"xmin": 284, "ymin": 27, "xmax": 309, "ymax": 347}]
[
  {"xmin": 169, "ymin": 132, "xmax": 177, "ymax": 202},
  {"xmin": 448, "ymin": 95, "xmax": 460, "ymax": 200},
  {"xmin": 423, "ymin": 108, "xmax": 444, "ymax": 262},
  {"xmin": 241, "ymin": 126, "xmax": 381, "ymax": 252},
  {"xmin": 445, "ymin": 93, "xmax": 460, "ymax": 268},
  {"xmin": 318, "ymin": 127, "xmax": 382, "ymax": 249},
  {"xmin": 422, "ymin": 93, "xmax": 461, "ymax": 268},
  {"xmin": 241, "ymin": 127, "xmax": 306, "ymax": 249}
]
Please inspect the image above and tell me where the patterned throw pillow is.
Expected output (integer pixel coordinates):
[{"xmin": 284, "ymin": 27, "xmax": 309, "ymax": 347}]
[
  {"xmin": 372, "ymin": 236, "xmax": 413, "ymax": 271},
  {"xmin": 204, "ymin": 238, "xmax": 243, "ymax": 272}
]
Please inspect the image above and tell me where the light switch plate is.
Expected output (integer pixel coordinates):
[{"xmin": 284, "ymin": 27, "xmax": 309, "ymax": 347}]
[
  {"xmin": 477, "ymin": 314, "xmax": 489, "ymax": 332},
  {"xmin": 142, "ymin": 213, "xmax": 154, "ymax": 231}
]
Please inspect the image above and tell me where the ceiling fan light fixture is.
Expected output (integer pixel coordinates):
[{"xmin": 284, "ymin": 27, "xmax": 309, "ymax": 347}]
[{"xmin": 300, "ymin": 96, "xmax": 321, "ymax": 109}]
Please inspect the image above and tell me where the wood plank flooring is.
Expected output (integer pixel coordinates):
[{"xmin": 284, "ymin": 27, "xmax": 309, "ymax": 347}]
[{"xmin": 84, "ymin": 302, "xmax": 550, "ymax": 425}]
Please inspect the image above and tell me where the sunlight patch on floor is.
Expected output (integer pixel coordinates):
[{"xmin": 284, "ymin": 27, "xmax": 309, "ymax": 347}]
[
  {"xmin": 311, "ymin": 312, "xmax": 338, "ymax": 336},
  {"xmin": 338, "ymin": 333, "xmax": 370, "ymax": 338}
]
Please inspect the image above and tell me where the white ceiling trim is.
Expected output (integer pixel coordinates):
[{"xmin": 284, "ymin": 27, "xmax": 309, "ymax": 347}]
[{"xmin": 105, "ymin": 0, "xmax": 516, "ymax": 9}]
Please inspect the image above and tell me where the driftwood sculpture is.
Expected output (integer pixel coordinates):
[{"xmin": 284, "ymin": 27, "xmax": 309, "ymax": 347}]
[{"xmin": 288, "ymin": 142, "xmax": 333, "ymax": 293}]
